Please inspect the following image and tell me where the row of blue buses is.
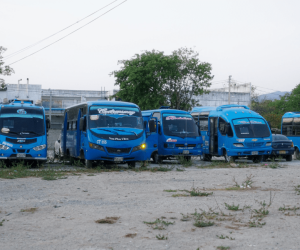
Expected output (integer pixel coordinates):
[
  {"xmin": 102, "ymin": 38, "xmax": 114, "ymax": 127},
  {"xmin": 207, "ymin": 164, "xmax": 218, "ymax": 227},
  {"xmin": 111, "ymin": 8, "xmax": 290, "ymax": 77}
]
[
  {"xmin": 0, "ymin": 99, "xmax": 295, "ymax": 167},
  {"xmin": 58, "ymin": 101, "xmax": 276, "ymax": 167}
]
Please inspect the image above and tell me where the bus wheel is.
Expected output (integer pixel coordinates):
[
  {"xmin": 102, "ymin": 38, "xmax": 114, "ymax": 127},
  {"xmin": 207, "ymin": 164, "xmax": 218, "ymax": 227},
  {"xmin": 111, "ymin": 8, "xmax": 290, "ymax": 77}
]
[
  {"xmin": 184, "ymin": 156, "xmax": 191, "ymax": 161},
  {"xmin": 128, "ymin": 161, "xmax": 136, "ymax": 169},
  {"xmin": 252, "ymin": 155, "xmax": 263, "ymax": 163},
  {"xmin": 153, "ymin": 152, "xmax": 162, "ymax": 164},
  {"xmin": 294, "ymin": 148, "xmax": 300, "ymax": 160},
  {"xmin": 85, "ymin": 159, "xmax": 93, "ymax": 168},
  {"xmin": 286, "ymin": 154, "xmax": 293, "ymax": 161},
  {"xmin": 203, "ymin": 154, "xmax": 212, "ymax": 161},
  {"xmin": 224, "ymin": 152, "xmax": 235, "ymax": 163}
]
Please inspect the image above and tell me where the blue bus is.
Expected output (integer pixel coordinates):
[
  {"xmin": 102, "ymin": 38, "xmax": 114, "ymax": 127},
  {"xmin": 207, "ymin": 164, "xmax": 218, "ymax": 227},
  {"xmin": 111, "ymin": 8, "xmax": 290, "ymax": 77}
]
[
  {"xmin": 61, "ymin": 101, "xmax": 147, "ymax": 168},
  {"xmin": 0, "ymin": 99, "xmax": 49, "ymax": 164},
  {"xmin": 281, "ymin": 112, "xmax": 300, "ymax": 157},
  {"xmin": 142, "ymin": 109, "xmax": 203, "ymax": 164},
  {"xmin": 191, "ymin": 104, "xmax": 272, "ymax": 163}
]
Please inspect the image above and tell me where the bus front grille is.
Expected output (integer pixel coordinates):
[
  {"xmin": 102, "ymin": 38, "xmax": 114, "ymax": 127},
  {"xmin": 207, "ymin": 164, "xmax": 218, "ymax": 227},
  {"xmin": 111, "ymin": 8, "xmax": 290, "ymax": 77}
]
[
  {"xmin": 6, "ymin": 138, "xmax": 37, "ymax": 144},
  {"xmin": 245, "ymin": 142, "xmax": 264, "ymax": 148},
  {"xmin": 106, "ymin": 147, "xmax": 131, "ymax": 155}
]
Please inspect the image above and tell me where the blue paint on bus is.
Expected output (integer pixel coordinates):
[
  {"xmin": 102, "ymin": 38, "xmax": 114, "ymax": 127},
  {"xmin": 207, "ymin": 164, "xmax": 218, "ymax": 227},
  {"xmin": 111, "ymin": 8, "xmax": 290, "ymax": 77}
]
[
  {"xmin": 142, "ymin": 109, "xmax": 203, "ymax": 164},
  {"xmin": 0, "ymin": 99, "xmax": 48, "ymax": 163},
  {"xmin": 61, "ymin": 101, "xmax": 147, "ymax": 167},
  {"xmin": 191, "ymin": 104, "xmax": 272, "ymax": 162}
]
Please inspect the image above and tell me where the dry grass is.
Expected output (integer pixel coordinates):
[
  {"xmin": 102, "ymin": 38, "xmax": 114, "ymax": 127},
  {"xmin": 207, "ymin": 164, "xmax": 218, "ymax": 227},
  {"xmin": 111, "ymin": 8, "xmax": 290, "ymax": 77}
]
[
  {"xmin": 20, "ymin": 208, "xmax": 38, "ymax": 213},
  {"xmin": 95, "ymin": 216, "xmax": 120, "ymax": 224}
]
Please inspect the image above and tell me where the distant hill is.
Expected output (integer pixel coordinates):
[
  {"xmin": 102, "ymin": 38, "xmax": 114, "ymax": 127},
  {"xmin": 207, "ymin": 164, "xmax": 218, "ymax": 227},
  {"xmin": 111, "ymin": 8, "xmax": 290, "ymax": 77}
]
[{"xmin": 257, "ymin": 91, "xmax": 290, "ymax": 102}]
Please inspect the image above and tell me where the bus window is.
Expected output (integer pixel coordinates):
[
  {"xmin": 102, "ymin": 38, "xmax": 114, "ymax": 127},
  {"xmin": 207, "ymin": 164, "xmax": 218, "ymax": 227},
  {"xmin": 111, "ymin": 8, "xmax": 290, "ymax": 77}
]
[
  {"xmin": 153, "ymin": 112, "xmax": 161, "ymax": 120},
  {"xmin": 72, "ymin": 121, "xmax": 77, "ymax": 130},
  {"xmin": 282, "ymin": 118, "xmax": 293, "ymax": 136},
  {"xmin": 293, "ymin": 117, "xmax": 300, "ymax": 136},
  {"xmin": 233, "ymin": 118, "xmax": 270, "ymax": 138},
  {"xmin": 199, "ymin": 118, "xmax": 208, "ymax": 131},
  {"xmin": 219, "ymin": 118, "xmax": 227, "ymax": 135}
]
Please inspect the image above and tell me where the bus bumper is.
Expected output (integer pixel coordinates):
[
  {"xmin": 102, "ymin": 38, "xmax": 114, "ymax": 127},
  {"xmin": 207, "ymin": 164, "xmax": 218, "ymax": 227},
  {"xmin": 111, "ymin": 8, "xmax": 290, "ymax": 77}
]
[
  {"xmin": 159, "ymin": 148, "xmax": 202, "ymax": 157},
  {"xmin": 85, "ymin": 149, "xmax": 147, "ymax": 162},
  {"xmin": 227, "ymin": 147, "xmax": 272, "ymax": 156}
]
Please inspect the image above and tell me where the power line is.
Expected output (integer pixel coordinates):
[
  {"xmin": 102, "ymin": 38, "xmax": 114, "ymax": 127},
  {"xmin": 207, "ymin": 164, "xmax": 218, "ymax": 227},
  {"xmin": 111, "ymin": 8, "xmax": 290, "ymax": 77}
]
[
  {"xmin": 8, "ymin": 0, "xmax": 127, "ymax": 66},
  {"xmin": 4, "ymin": 0, "xmax": 119, "ymax": 60}
]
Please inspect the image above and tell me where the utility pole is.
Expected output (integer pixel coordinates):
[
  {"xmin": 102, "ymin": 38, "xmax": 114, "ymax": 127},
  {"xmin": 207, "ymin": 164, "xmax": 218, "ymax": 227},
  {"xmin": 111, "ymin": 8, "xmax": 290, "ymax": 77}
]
[
  {"xmin": 49, "ymin": 89, "xmax": 52, "ymax": 123},
  {"xmin": 228, "ymin": 75, "xmax": 232, "ymax": 104}
]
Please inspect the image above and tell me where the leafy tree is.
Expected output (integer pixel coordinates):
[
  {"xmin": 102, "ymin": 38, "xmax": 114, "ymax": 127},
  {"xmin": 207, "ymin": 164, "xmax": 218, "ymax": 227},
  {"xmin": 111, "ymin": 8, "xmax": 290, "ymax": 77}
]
[
  {"xmin": 111, "ymin": 48, "xmax": 213, "ymax": 110},
  {"xmin": 0, "ymin": 46, "xmax": 14, "ymax": 89}
]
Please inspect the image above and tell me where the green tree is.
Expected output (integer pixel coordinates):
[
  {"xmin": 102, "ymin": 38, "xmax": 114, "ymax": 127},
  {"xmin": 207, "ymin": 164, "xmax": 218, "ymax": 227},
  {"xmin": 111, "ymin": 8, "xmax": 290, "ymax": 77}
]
[
  {"xmin": 0, "ymin": 46, "xmax": 14, "ymax": 89},
  {"xmin": 111, "ymin": 48, "xmax": 213, "ymax": 110}
]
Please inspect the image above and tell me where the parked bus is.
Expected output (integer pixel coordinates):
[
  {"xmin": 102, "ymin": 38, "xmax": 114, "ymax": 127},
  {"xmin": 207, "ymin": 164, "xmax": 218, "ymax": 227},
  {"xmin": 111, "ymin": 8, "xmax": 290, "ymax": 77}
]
[
  {"xmin": 281, "ymin": 112, "xmax": 300, "ymax": 157},
  {"xmin": 142, "ymin": 109, "xmax": 203, "ymax": 164},
  {"xmin": 0, "ymin": 99, "xmax": 49, "ymax": 164},
  {"xmin": 191, "ymin": 104, "xmax": 272, "ymax": 163},
  {"xmin": 61, "ymin": 101, "xmax": 147, "ymax": 168}
]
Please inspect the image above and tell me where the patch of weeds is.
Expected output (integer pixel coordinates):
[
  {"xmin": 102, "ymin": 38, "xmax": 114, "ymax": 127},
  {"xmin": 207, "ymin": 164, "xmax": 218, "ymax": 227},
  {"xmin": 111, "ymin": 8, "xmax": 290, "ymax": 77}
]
[
  {"xmin": 217, "ymin": 246, "xmax": 230, "ymax": 250},
  {"xmin": 87, "ymin": 174, "xmax": 96, "ymax": 176},
  {"xmin": 252, "ymin": 200, "xmax": 270, "ymax": 218},
  {"xmin": 156, "ymin": 234, "xmax": 168, "ymax": 240},
  {"xmin": 295, "ymin": 185, "xmax": 300, "ymax": 195},
  {"xmin": 95, "ymin": 217, "xmax": 119, "ymax": 224},
  {"xmin": 0, "ymin": 219, "xmax": 4, "ymax": 226},
  {"xmin": 124, "ymin": 233, "xmax": 137, "ymax": 238},
  {"xmin": 177, "ymin": 156, "xmax": 193, "ymax": 168},
  {"xmin": 189, "ymin": 188, "xmax": 213, "ymax": 197},
  {"xmin": 180, "ymin": 213, "xmax": 191, "ymax": 221},
  {"xmin": 248, "ymin": 220, "xmax": 266, "ymax": 228},
  {"xmin": 163, "ymin": 189, "xmax": 177, "ymax": 192},
  {"xmin": 192, "ymin": 209, "xmax": 215, "ymax": 227},
  {"xmin": 226, "ymin": 175, "xmax": 254, "ymax": 190},
  {"xmin": 73, "ymin": 160, "xmax": 84, "ymax": 167},
  {"xmin": 143, "ymin": 218, "xmax": 174, "ymax": 230},
  {"xmin": 216, "ymin": 235, "xmax": 235, "ymax": 240},
  {"xmin": 268, "ymin": 161, "xmax": 280, "ymax": 169},
  {"xmin": 172, "ymin": 193, "xmax": 189, "ymax": 197},
  {"xmin": 225, "ymin": 186, "xmax": 240, "ymax": 191},
  {"xmin": 20, "ymin": 208, "xmax": 37, "ymax": 213},
  {"xmin": 176, "ymin": 167, "xmax": 185, "ymax": 171},
  {"xmin": 279, "ymin": 205, "xmax": 300, "ymax": 215},
  {"xmin": 224, "ymin": 203, "xmax": 240, "ymax": 211}
]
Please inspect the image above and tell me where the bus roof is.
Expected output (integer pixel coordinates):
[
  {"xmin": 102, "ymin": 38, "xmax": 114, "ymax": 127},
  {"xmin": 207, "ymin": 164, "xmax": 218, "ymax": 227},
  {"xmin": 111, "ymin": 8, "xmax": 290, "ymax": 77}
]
[
  {"xmin": 142, "ymin": 109, "xmax": 190, "ymax": 116},
  {"xmin": 65, "ymin": 101, "xmax": 140, "ymax": 111},
  {"xmin": 282, "ymin": 112, "xmax": 300, "ymax": 118},
  {"xmin": 191, "ymin": 106, "xmax": 216, "ymax": 112},
  {"xmin": 0, "ymin": 102, "xmax": 44, "ymax": 110}
]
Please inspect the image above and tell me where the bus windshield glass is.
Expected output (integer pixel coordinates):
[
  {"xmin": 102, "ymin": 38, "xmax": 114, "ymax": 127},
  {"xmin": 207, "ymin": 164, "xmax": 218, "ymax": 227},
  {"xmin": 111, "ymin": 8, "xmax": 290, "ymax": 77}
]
[
  {"xmin": 89, "ymin": 106, "xmax": 143, "ymax": 130},
  {"xmin": 0, "ymin": 107, "xmax": 45, "ymax": 137},
  {"xmin": 233, "ymin": 118, "xmax": 270, "ymax": 138},
  {"xmin": 162, "ymin": 113, "xmax": 198, "ymax": 138}
]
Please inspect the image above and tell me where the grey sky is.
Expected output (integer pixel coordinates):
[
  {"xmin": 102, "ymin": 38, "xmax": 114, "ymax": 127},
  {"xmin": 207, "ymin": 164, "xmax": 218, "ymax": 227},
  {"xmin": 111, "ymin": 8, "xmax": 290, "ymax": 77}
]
[{"xmin": 1, "ymin": 0, "xmax": 300, "ymax": 95}]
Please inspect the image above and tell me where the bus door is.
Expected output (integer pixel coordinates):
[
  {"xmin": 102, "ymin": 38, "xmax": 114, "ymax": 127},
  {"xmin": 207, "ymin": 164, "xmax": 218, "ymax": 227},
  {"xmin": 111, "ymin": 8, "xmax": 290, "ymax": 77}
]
[
  {"xmin": 145, "ymin": 117, "xmax": 158, "ymax": 160},
  {"xmin": 209, "ymin": 117, "xmax": 218, "ymax": 155}
]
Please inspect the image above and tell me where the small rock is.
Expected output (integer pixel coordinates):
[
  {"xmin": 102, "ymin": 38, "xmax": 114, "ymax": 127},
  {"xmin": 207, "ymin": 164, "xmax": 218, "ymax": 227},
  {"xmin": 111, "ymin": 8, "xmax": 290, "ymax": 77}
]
[{"xmin": 54, "ymin": 205, "xmax": 61, "ymax": 208}]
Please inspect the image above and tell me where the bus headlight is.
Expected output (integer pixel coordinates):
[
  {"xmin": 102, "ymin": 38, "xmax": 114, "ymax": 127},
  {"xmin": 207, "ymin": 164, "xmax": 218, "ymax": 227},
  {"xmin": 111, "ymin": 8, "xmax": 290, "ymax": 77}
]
[
  {"xmin": 89, "ymin": 143, "xmax": 104, "ymax": 151},
  {"xmin": 33, "ymin": 144, "xmax": 46, "ymax": 151},
  {"xmin": 0, "ymin": 144, "xmax": 9, "ymax": 150},
  {"xmin": 233, "ymin": 143, "xmax": 244, "ymax": 147},
  {"xmin": 266, "ymin": 142, "xmax": 272, "ymax": 146},
  {"xmin": 132, "ymin": 143, "xmax": 146, "ymax": 152}
]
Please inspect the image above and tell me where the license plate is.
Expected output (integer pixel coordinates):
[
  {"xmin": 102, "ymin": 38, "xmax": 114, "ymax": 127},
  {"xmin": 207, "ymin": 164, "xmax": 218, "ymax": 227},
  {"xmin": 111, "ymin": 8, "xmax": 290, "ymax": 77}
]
[
  {"xmin": 17, "ymin": 153, "xmax": 26, "ymax": 158},
  {"xmin": 251, "ymin": 151, "xmax": 258, "ymax": 155},
  {"xmin": 183, "ymin": 150, "xmax": 189, "ymax": 155},
  {"xmin": 114, "ymin": 157, "xmax": 123, "ymax": 162},
  {"xmin": 279, "ymin": 150, "xmax": 286, "ymax": 154}
]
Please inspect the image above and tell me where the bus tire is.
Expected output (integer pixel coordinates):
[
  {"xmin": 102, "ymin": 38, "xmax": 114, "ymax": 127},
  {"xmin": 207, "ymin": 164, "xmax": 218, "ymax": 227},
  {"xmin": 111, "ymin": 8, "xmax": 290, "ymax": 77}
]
[
  {"xmin": 253, "ymin": 155, "xmax": 263, "ymax": 163},
  {"xmin": 128, "ymin": 161, "xmax": 136, "ymax": 169},
  {"xmin": 286, "ymin": 154, "xmax": 292, "ymax": 162},
  {"xmin": 203, "ymin": 154, "xmax": 212, "ymax": 161},
  {"xmin": 294, "ymin": 148, "xmax": 300, "ymax": 160},
  {"xmin": 224, "ymin": 152, "xmax": 235, "ymax": 163},
  {"xmin": 85, "ymin": 159, "xmax": 93, "ymax": 168},
  {"xmin": 153, "ymin": 152, "xmax": 162, "ymax": 164}
]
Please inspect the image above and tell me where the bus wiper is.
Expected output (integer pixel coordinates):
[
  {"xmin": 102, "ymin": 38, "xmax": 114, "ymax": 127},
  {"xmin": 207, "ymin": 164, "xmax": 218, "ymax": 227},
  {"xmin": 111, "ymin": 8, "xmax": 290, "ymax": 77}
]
[
  {"xmin": 113, "ymin": 129, "xmax": 137, "ymax": 136},
  {"xmin": 3, "ymin": 130, "xmax": 22, "ymax": 136},
  {"xmin": 21, "ymin": 131, "xmax": 41, "ymax": 135},
  {"xmin": 96, "ymin": 128, "xmax": 118, "ymax": 135}
]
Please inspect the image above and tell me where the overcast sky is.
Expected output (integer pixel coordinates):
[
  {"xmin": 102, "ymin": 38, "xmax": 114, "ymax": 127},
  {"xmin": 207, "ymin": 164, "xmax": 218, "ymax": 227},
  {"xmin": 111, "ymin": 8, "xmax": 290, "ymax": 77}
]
[{"xmin": 1, "ymin": 0, "xmax": 300, "ymax": 95}]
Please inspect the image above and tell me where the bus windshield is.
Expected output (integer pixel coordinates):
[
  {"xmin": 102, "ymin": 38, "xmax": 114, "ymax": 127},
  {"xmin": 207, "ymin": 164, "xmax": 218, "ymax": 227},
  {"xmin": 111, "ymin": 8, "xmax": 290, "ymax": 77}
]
[
  {"xmin": 233, "ymin": 118, "xmax": 270, "ymax": 138},
  {"xmin": 88, "ymin": 105, "xmax": 143, "ymax": 130},
  {"xmin": 0, "ymin": 107, "xmax": 45, "ymax": 138},
  {"xmin": 162, "ymin": 113, "xmax": 198, "ymax": 138}
]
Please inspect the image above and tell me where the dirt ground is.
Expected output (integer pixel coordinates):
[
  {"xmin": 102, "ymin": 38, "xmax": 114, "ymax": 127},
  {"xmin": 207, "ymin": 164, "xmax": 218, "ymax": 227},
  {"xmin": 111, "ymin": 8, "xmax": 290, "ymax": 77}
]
[{"xmin": 1, "ymin": 158, "xmax": 300, "ymax": 250}]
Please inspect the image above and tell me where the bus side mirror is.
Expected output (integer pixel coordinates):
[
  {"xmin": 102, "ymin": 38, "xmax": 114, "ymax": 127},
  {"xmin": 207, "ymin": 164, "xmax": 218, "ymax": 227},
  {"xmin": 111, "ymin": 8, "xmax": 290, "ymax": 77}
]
[
  {"xmin": 267, "ymin": 121, "xmax": 272, "ymax": 129},
  {"xmin": 80, "ymin": 117, "xmax": 86, "ymax": 131},
  {"xmin": 149, "ymin": 120, "xmax": 156, "ymax": 133},
  {"xmin": 46, "ymin": 119, "xmax": 50, "ymax": 132}
]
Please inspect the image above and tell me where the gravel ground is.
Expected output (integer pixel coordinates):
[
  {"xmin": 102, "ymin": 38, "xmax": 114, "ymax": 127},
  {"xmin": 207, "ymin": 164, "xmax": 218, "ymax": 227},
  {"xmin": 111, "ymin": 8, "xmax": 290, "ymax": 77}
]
[{"xmin": 1, "ymin": 158, "xmax": 300, "ymax": 250}]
